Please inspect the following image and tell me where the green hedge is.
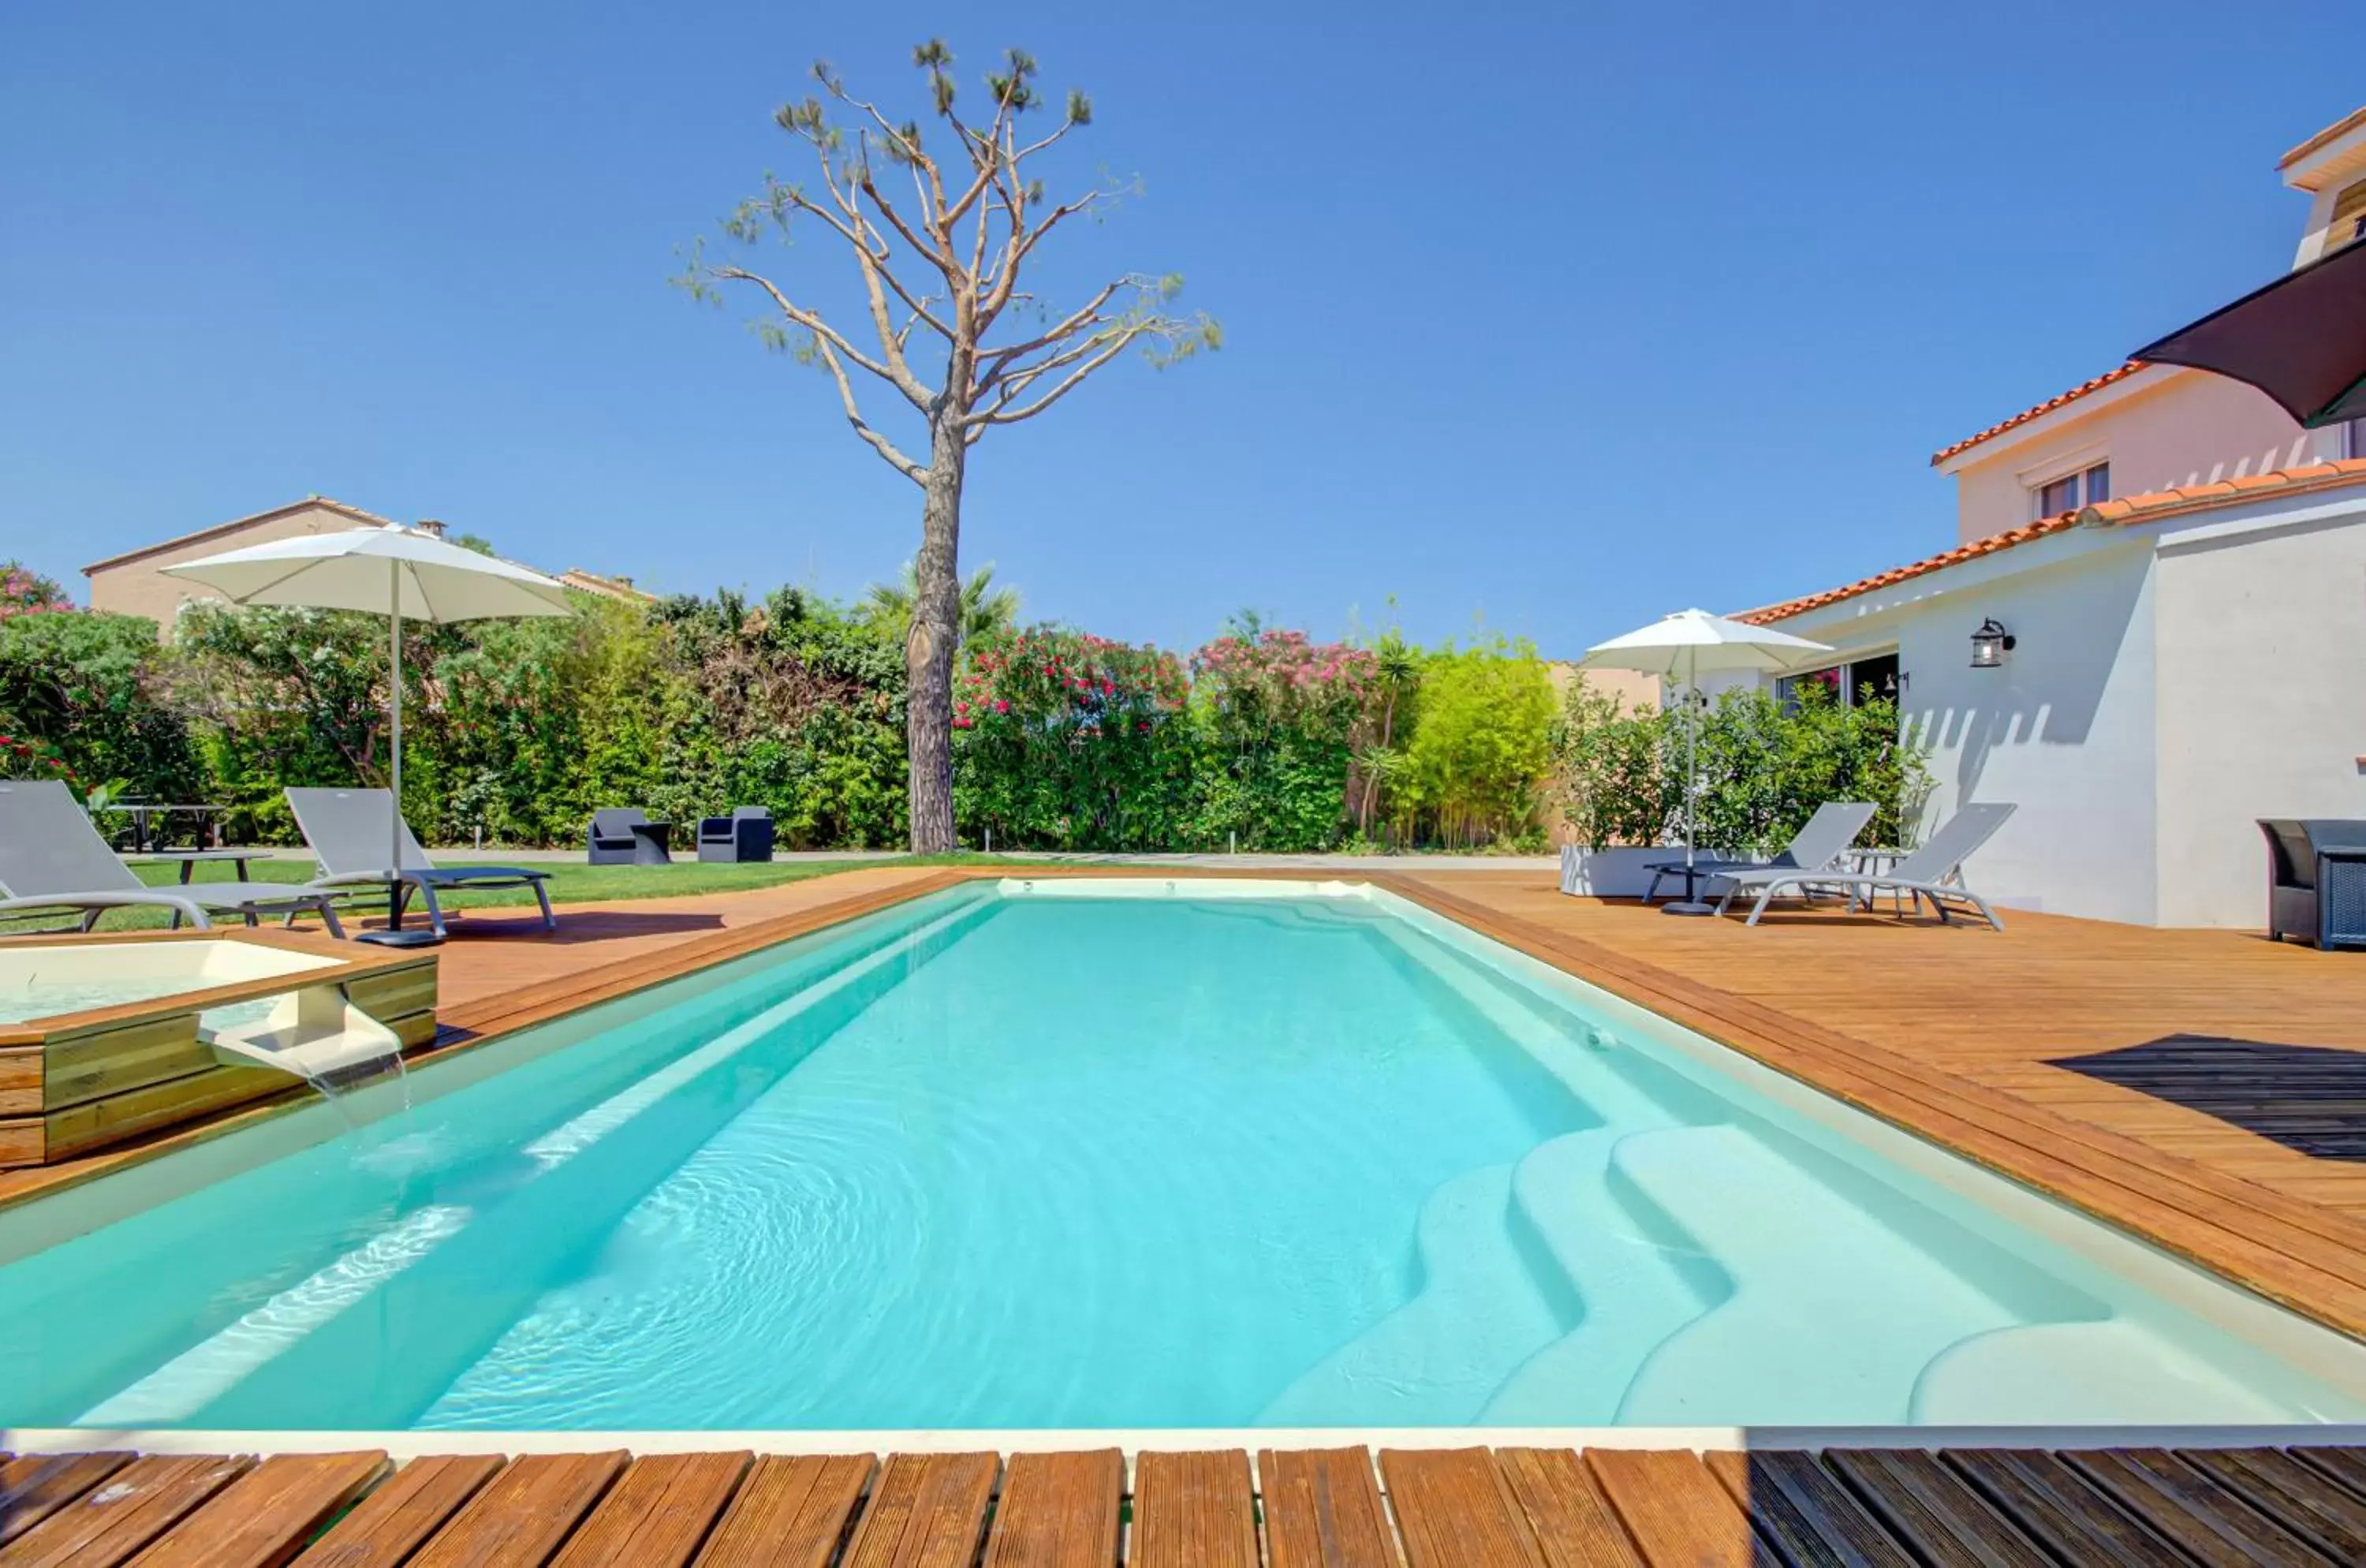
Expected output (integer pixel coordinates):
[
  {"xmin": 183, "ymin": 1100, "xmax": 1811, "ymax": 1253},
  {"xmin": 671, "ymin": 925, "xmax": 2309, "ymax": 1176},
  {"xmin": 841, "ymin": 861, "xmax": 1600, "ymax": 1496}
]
[
  {"xmin": 3, "ymin": 558, "xmax": 1912, "ymax": 855},
  {"xmin": 1550, "ymin": 676, "xmax": 1931, "ymax": 854}
]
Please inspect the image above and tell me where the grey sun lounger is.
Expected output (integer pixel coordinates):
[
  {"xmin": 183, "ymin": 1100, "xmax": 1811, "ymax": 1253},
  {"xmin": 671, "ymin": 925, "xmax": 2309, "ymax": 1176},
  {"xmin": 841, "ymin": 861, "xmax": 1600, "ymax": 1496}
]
[
  {"xmin": 285, "ymin": 787, "xmax": 555, "ymax": 939},
  {"xmin": 1709, "ymin": 801, "xmax": 2019, "ymax": 929},
  {"xmin": 1642, "ymin": 801, "xmax": 1877, "ymax": 905},
  {"xmin": 0, "ymin": 779, "xmax": 347, "ymax": 935}
]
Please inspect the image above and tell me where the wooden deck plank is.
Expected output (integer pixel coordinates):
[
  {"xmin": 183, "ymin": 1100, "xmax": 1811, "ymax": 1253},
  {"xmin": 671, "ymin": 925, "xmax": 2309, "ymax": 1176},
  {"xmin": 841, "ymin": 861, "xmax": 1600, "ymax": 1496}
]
[
  {"xmin": 2178, "ymin": 1449, "xmax": 2366, "ymax": 1561},
  {"xmin": 1703, "ymin": 1450, "xmax": 1913, "ymax": 1568},
  {"xmin": 1939, "ymin": 1449, "xmax": 2184, "ymax": 1567},
  {"xmin": 1821, "ymin": 1450, "xmax": 2051, "ymax": 1568},
  {"xmin": 1379, "ymin": 1447, "xmax": 1540, "ymax": 1568},
  {"xmin": 1580, "ymin": 1450, "xmax": 1763, "ymax": 1568},
  {"xmin": 404, "ymin": 1452, "xmax": 627, "ymax": 1568},
  {"xmin": 1257, "ymin": 1447, "xmax": 1398, "ymax": 1568},
  {"xmin": 838, "ymin": 1452, "xmax": 996, "ymax": 1568},
  {"xmin": 293, "ymin": 1455, "xmax": 506, "ymax": 1568},
  {"xmin": 2288, "ymin": 1446, "xmax": 2366, "ymax": 1502},
  {"xmin": 1491, "ymin": 1450, "xmax": 1640, "ymax": 1568},
  {"xmin": 692, "ymin": 1454, "xmax": 871, "ymax": 1568},
  {"xmin": 2066, "ymin": 1449, "xmax": 2334, "ymax": 1566},
  {"xmin": 979, "ymin": 1450, "xmax": 1123, "ymax": 1568},
  {"xmin": 1129, "ymin": 1451, "xmax": 1259, "ymax": 1568},
  {"xmin": 0, "ymin": 1454, "xmax": 252, "ymax": 1568},
  {"xmin": 0, "ymin": 1454, "xmax": 133, "ymax": 1548},
  {"xmin": 128, "ymin": 1452, "xmax": 389, "ymax": 1568},
  {"xmin": 547, "ymin": 1452, "xmax": 751, "ymax": 1568}
]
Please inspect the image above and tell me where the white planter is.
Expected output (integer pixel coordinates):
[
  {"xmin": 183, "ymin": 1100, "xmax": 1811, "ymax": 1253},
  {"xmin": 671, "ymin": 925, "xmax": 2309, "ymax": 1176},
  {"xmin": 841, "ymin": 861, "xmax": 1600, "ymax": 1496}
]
[{"xmin": 1558, "ymin": 844, "xmax": 1738, "ymax": 898}]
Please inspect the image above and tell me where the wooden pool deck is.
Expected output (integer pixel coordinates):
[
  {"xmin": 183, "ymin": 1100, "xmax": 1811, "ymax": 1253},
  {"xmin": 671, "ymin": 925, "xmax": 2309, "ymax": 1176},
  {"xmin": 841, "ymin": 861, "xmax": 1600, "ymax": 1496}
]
[{"xmin": 9, "ymin": 1439, "xmax": 2366, "ymax": 1566}]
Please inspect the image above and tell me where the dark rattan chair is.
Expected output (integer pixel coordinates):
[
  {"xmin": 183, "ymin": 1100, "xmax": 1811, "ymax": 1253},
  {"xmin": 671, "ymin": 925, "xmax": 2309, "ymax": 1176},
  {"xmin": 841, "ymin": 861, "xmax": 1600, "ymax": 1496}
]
[
  {"xmin": 2260, "ymin": 819, "xmax": 2366, "ymax": 950},
  {"xmin": 697, "ymin": 806, "xmax": 775, "ymax": 864},
  {"xmin": 588, "ymin": 808, "xmax": 672, "ymax": 865}
]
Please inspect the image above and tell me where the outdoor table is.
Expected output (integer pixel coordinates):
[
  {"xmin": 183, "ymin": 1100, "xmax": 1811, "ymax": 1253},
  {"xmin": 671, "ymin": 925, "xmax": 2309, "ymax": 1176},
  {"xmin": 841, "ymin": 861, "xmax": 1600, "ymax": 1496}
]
[
  {"xmin": 1844, "ymin": 846, "xmax": 1914, "ymax": 915},
  {"xmin": 126, "ymin": 849, "xmax": 270, "ymax": 885},
  {"xmin": 108, "ymin": 803, "xmax": 233, "ymax": 852},
  {"xmin": 125, "ymin": 848, "xmax": 275, "ymax": 927}
]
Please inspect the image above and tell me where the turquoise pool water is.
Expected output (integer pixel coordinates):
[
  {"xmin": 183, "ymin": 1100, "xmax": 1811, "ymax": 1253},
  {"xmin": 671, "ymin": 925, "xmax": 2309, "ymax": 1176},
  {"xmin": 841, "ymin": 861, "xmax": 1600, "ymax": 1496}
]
[{"xmin": 2, "ymin": 882, "xmax": 2361, "ymax": 1431}]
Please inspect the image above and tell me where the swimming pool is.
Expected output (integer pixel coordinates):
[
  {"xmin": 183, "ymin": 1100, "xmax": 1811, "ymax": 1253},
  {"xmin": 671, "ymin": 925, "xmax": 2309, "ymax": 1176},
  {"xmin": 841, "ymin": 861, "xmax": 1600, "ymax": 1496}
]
[{"xmin": 3, "ymin": 879, "xmax": 2362, "ymax": 1432}]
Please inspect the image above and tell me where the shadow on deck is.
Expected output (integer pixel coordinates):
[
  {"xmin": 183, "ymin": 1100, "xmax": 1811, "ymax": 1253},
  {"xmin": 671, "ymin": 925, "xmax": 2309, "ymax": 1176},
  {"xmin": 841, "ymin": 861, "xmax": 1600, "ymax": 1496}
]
[{"xmin": 2050, "ymin": 1034, "xmax": 2366, "ymax": 1162}]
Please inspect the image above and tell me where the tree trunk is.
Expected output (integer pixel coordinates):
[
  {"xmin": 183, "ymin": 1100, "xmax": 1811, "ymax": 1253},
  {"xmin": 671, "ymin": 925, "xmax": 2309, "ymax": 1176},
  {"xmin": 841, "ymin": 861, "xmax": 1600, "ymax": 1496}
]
[{"xmin": 905, "ymin": 404, "xmax": 968, "ymax": 853}]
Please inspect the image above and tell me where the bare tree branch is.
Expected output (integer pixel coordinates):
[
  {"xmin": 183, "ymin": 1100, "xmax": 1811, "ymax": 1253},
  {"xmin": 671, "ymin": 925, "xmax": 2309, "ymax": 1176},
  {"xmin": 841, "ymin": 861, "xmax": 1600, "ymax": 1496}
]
[
  {"xmin": 809, "ymin": 331, "xmax": 931, "ymax": 484},
  {"xmin": 975, "ymin": 277, "xmax": 1127, "ymax": 384},
  {"xmin": 967, "ymin": 326, "xmax": 1148, "ymax": 431},
  {"xmin": 706, "ymin": 266, "xmax": 933, "ymax": 415}
]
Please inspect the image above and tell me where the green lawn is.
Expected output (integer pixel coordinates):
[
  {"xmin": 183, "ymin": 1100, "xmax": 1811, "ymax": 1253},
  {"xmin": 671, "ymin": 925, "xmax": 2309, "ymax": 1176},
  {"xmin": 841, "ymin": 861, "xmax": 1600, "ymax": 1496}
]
[{"xmin": 9, "ymin": 853, "xmax": 1034, "ymax": 933}]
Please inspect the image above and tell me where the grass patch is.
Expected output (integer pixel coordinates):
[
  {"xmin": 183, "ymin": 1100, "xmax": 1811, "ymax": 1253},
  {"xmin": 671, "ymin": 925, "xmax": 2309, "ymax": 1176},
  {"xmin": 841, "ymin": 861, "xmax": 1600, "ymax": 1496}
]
[{"xmin": 8, "ymin": 853, "xmax": 1044, "ymax": 935}]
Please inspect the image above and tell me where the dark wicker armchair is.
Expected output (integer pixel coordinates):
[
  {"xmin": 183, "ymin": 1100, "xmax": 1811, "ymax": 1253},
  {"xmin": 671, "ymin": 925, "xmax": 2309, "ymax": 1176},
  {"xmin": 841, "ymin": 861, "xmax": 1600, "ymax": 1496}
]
[
  {"xmin": 698, "ymin": 806, "xmax": 775, "ymax": 864},
  {"xmin": 2260, "ymin": 819, "xmax": 2366, "ymax": 950},
  {"xmin": 588, "ymin": 807, "xmax": 672, "ymax": 865}
]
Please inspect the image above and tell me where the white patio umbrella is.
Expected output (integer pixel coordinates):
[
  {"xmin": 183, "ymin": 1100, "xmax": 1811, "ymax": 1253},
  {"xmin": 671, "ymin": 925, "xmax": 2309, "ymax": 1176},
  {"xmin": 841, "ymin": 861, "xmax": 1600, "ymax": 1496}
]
[
  {"xmin": 1579, "ymin": 607, "xmax": 1831, "ymax": 915},
  {"xmin": 162, "ymin": 525, "xmax": 573, "ymax": 942}
]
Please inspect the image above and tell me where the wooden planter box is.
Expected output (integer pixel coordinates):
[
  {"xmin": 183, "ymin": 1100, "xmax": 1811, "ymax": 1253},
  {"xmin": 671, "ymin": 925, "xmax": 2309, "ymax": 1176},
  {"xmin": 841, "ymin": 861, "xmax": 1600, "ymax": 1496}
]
[{"xmin": 0, "ymin": 929, "xmax": 436, "ymax": 1168}]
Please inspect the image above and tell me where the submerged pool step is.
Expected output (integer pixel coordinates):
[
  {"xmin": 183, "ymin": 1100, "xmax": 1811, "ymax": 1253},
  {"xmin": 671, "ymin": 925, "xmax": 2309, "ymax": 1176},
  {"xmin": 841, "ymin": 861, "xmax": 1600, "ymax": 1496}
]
[
  {"xmin": 1910, "ymin": 1319, "xmax": 2303, "ymax": 1424},
  {"xmin": 1478, "ymin": 1127, "xmax": 1725, "ymax": 1424},
  {"xmin": 1607, "ymin": 1124, "xmax": 2028, "ymax": 1425},
  {"xmin": 1257, "ymin": 1163, "xmax": 1573, "ymax": 1426}
]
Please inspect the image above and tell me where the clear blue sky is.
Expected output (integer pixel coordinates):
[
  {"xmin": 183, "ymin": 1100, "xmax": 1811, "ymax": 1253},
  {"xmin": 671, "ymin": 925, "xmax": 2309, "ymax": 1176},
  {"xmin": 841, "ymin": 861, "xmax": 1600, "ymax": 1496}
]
[{"xmin": 3, "ymin": 2, "xmax": 2358, "ymax": 655}]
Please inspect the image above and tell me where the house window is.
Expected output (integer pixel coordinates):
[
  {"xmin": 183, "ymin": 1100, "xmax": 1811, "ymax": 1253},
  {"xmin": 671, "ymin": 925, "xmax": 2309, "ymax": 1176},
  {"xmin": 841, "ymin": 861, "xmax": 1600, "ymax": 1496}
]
[
  {"xmin": 1778, "ymin": 652, "xmax": 1901, "ymax": 710},
  {"xmin": 2035, "ymin": 461, "xmax": 2110, "ymax": 517},
  {"xmin": 2345, "ymin": 416, "xmax": 2366, "ymax": 460}
]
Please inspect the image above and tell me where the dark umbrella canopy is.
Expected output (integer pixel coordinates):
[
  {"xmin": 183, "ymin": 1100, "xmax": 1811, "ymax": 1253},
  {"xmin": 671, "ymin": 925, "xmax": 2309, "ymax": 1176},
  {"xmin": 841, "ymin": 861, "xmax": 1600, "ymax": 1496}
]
[{"xmin": 2133, "ymin": 237, "xmax": 2366, "ymax": 428}]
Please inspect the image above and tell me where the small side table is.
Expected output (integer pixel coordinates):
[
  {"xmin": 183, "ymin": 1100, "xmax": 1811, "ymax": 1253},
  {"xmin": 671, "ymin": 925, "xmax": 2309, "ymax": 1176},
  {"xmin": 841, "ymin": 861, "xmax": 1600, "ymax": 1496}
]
[
  {"xmin": 129, "ymin": 849, "xmax": 271, "ymax": 885},
  {"xmin": 127, "ymin": 849, "xmax": 275, "ymax": 926}
]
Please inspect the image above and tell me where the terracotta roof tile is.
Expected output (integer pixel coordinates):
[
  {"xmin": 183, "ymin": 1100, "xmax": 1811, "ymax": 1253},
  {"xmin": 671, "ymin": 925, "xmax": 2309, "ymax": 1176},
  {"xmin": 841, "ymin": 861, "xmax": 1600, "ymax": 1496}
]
[
  {"xmin": 1737, "ymin": 458, "xmax": 2366, "ymax": 626},
  {"xmin": 1735, "ymin": 514, "xmax": 2081, "ymax": 625},
  {"xmin": 2076, "ymin": 457, "xmax": 2366, "ymax": 525},
  {"xmin": 1928, "ymin": 363, "xmax": 2148, "ymax": 466}
]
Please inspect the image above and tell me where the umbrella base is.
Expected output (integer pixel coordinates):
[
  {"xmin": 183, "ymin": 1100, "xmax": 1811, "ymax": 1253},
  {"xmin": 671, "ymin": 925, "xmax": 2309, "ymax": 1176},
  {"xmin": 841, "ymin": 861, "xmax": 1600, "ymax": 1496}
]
[
  {"xmin": 1659, "ymin": 900, "xmax": 1719, "ymax": 917},
  {"xmin": 358, "ymin": 927, "xmax": 444, "ymax": 949}
]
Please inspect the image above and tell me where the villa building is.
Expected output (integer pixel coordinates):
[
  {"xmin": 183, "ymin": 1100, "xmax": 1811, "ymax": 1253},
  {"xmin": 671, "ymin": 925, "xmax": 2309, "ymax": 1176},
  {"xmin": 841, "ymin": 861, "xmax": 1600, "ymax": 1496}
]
[
  {"xmin": 84, "ymin": 495, "xmax": 652, "ymax": 633},
  {"xmin": 1733, "ymin": 106, "xmax": 2366, "ymax": 928}
]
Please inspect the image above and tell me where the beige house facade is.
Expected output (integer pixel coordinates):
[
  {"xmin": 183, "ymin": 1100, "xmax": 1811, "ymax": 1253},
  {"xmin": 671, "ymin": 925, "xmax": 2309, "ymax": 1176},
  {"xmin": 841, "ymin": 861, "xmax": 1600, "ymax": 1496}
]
[{"xmin": 84, "ymin": 496, "xmax": 651, "ymax": 633}]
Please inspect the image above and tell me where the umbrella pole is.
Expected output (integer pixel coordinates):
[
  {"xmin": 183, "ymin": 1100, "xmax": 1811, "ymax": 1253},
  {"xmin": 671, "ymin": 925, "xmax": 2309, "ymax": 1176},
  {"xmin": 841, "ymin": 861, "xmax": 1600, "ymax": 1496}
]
[
  {"xmin": 360, "ymin": 562, "xmax": 437, "ymax": 947},
  {"xmin": 388, "ymin": 567, "xmax": 401, "ymax": 892},
  {"xmin": 1665, "ymin": 644, "xmax": 1716, "ymax": 917}
]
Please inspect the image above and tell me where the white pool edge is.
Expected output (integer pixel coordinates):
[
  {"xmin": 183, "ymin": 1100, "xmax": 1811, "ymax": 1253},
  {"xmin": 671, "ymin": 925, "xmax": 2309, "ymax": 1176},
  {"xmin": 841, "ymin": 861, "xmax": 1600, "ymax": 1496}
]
[{"xmin": 9, "ymin": 1423, "xmax": 2366, "ymax": 1464}]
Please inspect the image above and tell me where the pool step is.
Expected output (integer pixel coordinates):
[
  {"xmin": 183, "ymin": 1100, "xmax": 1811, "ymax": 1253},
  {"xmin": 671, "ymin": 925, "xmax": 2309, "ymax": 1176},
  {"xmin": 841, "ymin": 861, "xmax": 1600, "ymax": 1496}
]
[
  {"xmin": 1477, "ymin": 1128, "xmax": 1726, "ymax": 1424},
  {"xmin": 1608, "ymin": 1124, "xmax": 2025, "ymax": 1425},
  {"xmin": 1909, "ymin": 1320, "xmax": 2303, "ymax": 1424},
  {"xmin": 1258, "ymin": 1163, "xmax": 1574, "ymax": 1426}
]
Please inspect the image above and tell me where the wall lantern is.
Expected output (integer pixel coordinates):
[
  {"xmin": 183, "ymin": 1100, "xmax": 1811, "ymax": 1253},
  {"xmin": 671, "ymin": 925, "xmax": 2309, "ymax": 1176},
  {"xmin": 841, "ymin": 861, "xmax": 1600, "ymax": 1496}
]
[{"xmin": 1969, "ymin": 618, "xmax": 2016, "ymax": 670}]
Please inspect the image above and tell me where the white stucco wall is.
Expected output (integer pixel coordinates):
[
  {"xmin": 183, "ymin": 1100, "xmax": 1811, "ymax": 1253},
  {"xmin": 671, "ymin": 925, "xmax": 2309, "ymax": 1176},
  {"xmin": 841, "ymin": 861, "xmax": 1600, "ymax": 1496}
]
[
  {"xmin": 1946, "ymin": 371, "xmax": 2336, "ymax": 545},
  {"xmin": 1765, "ymin": 531, "xmax": 2163, "ymax": 926},
  {"xmin": 2152, "ymin": 497, "xmax": 2366, "ymax": 926}
]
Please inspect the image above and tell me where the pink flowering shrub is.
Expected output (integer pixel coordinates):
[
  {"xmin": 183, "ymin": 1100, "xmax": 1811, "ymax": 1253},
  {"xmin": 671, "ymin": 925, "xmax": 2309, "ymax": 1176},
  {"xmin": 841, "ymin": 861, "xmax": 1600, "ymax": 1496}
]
[
  {"xmin": 1189, "ymin": 628, "xmax": 1375, "ymax": 748},
  {"xmin": 0, "ymin": 562, "xmax": 73, "ymax": 621}
]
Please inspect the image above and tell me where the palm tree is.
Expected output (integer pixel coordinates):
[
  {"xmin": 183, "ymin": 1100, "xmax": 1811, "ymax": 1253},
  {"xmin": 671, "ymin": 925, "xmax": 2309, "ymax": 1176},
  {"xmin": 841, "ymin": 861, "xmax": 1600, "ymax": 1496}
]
[
  {"xmin": 1356, "ymin": 633, "xmax": 1423, "ymax": 835},
  {"xmin": 865, "ymin": 562, "xmax": 1021, "ymax": 645}
]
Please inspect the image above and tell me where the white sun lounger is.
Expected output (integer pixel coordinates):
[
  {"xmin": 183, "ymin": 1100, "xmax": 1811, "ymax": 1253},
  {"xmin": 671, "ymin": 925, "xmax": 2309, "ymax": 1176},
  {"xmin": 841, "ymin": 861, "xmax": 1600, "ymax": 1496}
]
[
  {"xmin": 285, "ymin": 787, "xmax": 555, "ymax": 939},
  {"xmin": 1642, "ymin": 800, "xmax": 1878, "ymax": 905},
  {"xmin": 1710, "ymin": 802, "xmax": 2018, "ymax": 929},
  {"xmin": 0, "ymin": 780, "xmax": 346, "ymax": 935}
]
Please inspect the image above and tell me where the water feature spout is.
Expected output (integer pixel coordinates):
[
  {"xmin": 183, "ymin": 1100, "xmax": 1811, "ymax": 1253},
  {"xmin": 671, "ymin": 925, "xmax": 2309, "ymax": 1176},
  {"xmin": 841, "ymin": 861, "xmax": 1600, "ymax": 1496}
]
[{"xmin": 203, "ymin": 984, "xmax": 406, "ymax": 1122}]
